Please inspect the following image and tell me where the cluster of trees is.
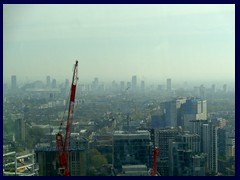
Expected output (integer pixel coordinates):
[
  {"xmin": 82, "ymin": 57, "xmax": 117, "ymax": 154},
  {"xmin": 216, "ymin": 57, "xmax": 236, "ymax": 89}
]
[
  {"xmin": 207, "ymin": 98, "xmax": 235, "ymax": 113},
  {"xmin": 87, "ymin": 149, "xmax": 110, "ymax": 176},
  {"xmin": 25, "ymin": 127, "xmax": 45, "ymax": 149}
]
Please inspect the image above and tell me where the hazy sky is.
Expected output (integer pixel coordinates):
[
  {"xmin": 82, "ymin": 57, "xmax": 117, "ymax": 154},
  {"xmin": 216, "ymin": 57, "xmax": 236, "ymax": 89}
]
[{"xmin": 3, "ymin": 4, "xmax": 235, "ymax": 84}]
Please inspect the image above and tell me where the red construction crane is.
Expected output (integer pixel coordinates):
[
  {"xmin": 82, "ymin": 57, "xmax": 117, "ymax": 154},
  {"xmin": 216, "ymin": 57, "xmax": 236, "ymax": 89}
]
[
  {"xmin": 56, "ymin": 60, "xmax": 78, "ymax": 176},
  {"xmin": 150, "ymin": 146, "xmax": 160, "ymax": 176}
]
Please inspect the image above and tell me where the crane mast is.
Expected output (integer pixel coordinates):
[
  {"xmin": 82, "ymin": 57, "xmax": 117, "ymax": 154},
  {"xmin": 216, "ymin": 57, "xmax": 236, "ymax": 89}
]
[
  {"xmin": 56, "ymin": 60, "xmax": 78, "ymax": 176},
  {"xmin": 150, "ymin": 146, "xmax": 159, "ymax": 176}
]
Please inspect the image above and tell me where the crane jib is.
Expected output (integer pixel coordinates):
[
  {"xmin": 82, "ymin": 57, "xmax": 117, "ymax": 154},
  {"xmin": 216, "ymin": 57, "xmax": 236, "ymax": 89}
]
[
  {"xmin": 70, "ymin": 85, "xmax": 76, "ymax": 102},
  {"xmin": 56, "ymin": 60, "xmax": 78, "ymax": 176}
]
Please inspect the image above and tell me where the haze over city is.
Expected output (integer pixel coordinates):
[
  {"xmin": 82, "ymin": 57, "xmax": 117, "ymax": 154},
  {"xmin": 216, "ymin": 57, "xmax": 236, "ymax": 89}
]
[
  {"xmin": 3, "ymin": 4, "xmax": 234, "ymax": 85},
  {"xmin": 3, "ymin": 4, "xmax": 235, "ymax": 176}
]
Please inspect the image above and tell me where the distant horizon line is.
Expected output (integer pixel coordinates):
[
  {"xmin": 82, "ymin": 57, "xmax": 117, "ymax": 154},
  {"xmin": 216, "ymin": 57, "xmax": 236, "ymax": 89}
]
[{"xmin": 3, "ymin": 76, "xmax": 235, "ymax": 86}]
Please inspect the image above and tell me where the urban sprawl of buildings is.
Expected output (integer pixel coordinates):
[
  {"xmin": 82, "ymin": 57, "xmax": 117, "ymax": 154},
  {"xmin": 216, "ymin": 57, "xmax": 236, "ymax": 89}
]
[{"xmin": 3, "ymin": 75, "xmax": 235, "ymax": 176}]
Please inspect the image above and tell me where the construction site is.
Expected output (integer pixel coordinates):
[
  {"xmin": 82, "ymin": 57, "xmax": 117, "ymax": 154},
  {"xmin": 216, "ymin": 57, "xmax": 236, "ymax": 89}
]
[
  {"xmin": 3, "ymin": 150, "xmax": 39, "ymax": 176},
  {"xmin": 3, "ymin": 60, "xmax": 235, "ymax": 176},
  {"xmin": 3, "ymin": 60, "xmax": 160, "ymax": 176}
]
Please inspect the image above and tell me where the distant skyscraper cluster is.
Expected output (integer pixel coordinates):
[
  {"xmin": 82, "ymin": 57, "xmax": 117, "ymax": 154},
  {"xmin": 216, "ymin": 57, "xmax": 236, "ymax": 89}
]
[
  {"xmin": 151, "ymin": 97, "xmax": 207, "ymax": 130},
  {"xmin": 46, "ymin": 76, "xmax": 57, "ymax": 89},
  {"xmin": 147, "ymin": 97, "xmax": 224, "ymax": 175},
  {"xmin": 6, "ymin": 74, "xmax": 232, "ymax": 98},
  {"xmin": 157, "ymin": 122, "xmax": 218, "ymax": 175}
]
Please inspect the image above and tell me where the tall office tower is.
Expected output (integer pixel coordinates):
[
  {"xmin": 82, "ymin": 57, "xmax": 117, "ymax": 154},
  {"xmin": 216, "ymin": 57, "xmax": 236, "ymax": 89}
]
[
  {"xmin": 181, "ymin": 97, "xmax": 207, "ymax": 131},
  {"xmin": 169, "ymin": 140, "xmax": 193, "ymax": 176},
  {"xmin": 169, "ymin": 133, "xmax": 206, "ymax": 176},
  {"xmin": 158, "ymin": 128, "xmax": 179, "ymax": 176},
  {"xmin": 151, "ymin": 111, "xmax": 165, "ymax": 129},
  {"xmin": 165, "ymin": 97, "xmax": 187, "ymax": 128},
  {"xmin": 52, "ymin": 79, "xmax": 57, "ymax": 88},
  {"xmin": 132, "ymin": 75, "xmax": 137, "ymax": 92},
  {"xmin": 165, "ymin": 101, "xmax": 177, "ymax": 128},
  {"xmin": 217, "ymin": 128, "xmax": 226, "ymax": 157},
  {"xmin": 141, "ymin": 80, "xmax": 145, "ymax": 92},
  {"xmin": 223, "ymin": 84, "xmax": 227, "ymax": 93},
  {"xmin": 202, "ymin": 124, "xmax": 210, "ymax": 151},
  {"xmin": 166, "ymin": 78, "xmax": 171, "ymax": 91},
  {"xmin": 11, "ymin": 75, "xmax": 17, "ymax": 90},
  {"xmin": 176, "ymin": 97, "xmax": 187, "ymax": 127},
  {"xmin": 46, "ymin": 76, "xmax": 51, "ymax": 88},
  {"xmin": 202, "ymin": 123, "xmax": 218, "ymax": 175},
  {"xmin": 112, "ymin": 130, "xmax": 150, "ymax": 171},
  {"xmin": 189, "ymin": 120, "xmax": 207, "ymax": 136},
  {"xmin": 151, "ymin": 110, "xmax": 165, "ymax": 147},
  {"xmin": 176, "ymin": 132, "xmax": 201, "ymax": 153},
  {"xmin": 15, "ymin": 118, "xmax": 25, "ymax": 142},
  {"xmin": 68, "ymin": 135, "xmax": 88, "ymax": 176},
  {"xmin": 191, "ymin": 154, "xmax": 207, "ymax": 176},
  {"xmin": 35, "ymin": 135, "xmax": 88, "ymax": 176}
]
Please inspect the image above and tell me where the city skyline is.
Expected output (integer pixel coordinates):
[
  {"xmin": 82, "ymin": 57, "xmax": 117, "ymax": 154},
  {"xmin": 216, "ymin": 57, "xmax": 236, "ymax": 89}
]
[
  {"xmin": 5, "ymin": 74, "xmax": 235, "ymax": 93},
  {"xmin": 3, "ymin": 4, "xmax": 235, "ymax": 83}
]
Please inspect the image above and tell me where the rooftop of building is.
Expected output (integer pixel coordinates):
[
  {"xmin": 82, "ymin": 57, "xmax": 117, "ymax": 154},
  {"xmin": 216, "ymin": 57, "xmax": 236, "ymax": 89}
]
[
  {"xmin": 35, "ymin": 134, "xmax": 88, "ymax": 152},
  {"xmin": 118, "ymin": 164, "xmax": 149, "ymax": 176},
  {"xmin": 113, "ymin": 130, "xmax": 150, "ymax": 140}
]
